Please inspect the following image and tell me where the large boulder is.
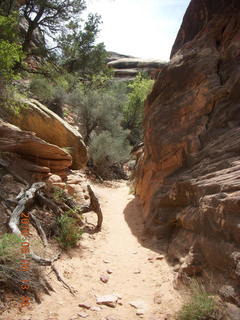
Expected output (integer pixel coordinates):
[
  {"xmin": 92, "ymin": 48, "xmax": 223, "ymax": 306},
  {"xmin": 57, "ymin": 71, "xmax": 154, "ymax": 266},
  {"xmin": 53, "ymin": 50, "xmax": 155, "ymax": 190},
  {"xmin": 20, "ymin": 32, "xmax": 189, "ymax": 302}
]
[
  {"xmin": 0, "ymin": 120, "xmax": 72, "ymax": 179},
  {"xmin": 9, "ymin": 99, "xmax": 87, "ymax": 169},
  {"xmin": 135, "ymin": 0, "xmax": 240, "ymax": 292}
]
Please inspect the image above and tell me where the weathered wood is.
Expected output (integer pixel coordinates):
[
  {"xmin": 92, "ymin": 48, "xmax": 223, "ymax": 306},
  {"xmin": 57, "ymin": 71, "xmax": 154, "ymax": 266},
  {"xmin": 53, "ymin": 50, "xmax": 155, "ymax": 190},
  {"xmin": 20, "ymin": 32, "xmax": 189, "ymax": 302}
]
[
  {"xmin": 36, "ymin": 191, "xmax": 63, "ymax": 215},
  {"xmin": 9, "ymin": 182, "xmax": 45, "ymax": 235},
  {"xmin": 51, "ymin": 264, "xmax": 75, "ymax": 295},
  {"xmin": 29, "ymin": 209, "xmax": 48, "ymax": 247},
  {"xmin": 87, "ymin": 185, "xmax": 103, "ymax": 231}
]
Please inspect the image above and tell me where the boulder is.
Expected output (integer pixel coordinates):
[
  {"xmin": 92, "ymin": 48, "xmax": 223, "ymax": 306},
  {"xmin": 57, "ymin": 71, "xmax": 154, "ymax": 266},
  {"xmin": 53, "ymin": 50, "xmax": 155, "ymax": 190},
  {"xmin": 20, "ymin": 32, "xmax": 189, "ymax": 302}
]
[
  {"xmin": 9, "ymin": 99, "xmax": 87, "ymax": 169},
  {"xmin": 135, "ymin": 0, "xmax": 240, "ymax": 292},
  {"xmin": 0, "ymin": 120, "xmax": 72, "ymax": 179}
]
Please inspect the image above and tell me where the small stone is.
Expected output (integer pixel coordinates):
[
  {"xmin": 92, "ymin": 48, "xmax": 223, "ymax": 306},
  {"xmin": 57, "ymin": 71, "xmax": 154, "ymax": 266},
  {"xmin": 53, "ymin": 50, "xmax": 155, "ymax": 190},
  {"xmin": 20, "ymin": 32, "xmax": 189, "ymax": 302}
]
[
  {"xmin": 90, "ymin": 306, "xmax": 101, "ymax": 311},
  {"xmin": 136, "ymin": 310, "xmax": 145, "ymax": 316},
  {"xmin": 156, "ymin": 255, "xmax": 165, "ymax": 260},
  {"xmin": 96, "ymin": 294, "xmax": 119, "ymax": 308},
  {"xmin": 107, "ymin": 269, "xmax": 113, "ymax": 274},
  {"xmin": 154, "ymin": 294, "xmax": 162, "ymax": 304},
  {"xmin": 78, "ymin": 303, "xmax": 91, "ymax": 310},
  {"xmin": 100, "ymin": 274, "xmax": 110, "ymax": 283},
  {"xmin": 148, "ymin": 256, "xmax": 155, "ymax": 262},
  {"xmin": 106, "ymin": 316, "xmax": 120, "ymax": 320},
  {"xmin": 77, "ymin": 312, "xmax": 88, "ymax": 318},
  {"xmin": 129, "ymin": 300, "xmax": 147, "ymax": 310},
  {"xmin": 134, "ymin": 269, "xmax": 141, "ymax": 274},
  {"xmin": 103, "ymin": 259, "xmax": 110, "ymax": 264}
]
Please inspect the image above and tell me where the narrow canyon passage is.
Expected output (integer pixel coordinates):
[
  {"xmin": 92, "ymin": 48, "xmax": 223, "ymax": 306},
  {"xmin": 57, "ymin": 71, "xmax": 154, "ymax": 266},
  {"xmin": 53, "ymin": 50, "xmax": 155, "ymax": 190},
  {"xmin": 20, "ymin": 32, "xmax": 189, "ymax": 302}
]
[{"xmin": 4, "ymin": 182, "xmax": 182, "ymax": 320}]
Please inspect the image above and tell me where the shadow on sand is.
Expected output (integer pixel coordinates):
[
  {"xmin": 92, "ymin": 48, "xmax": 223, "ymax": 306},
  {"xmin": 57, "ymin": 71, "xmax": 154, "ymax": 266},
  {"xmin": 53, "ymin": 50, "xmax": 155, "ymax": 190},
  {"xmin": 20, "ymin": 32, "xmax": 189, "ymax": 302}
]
[{"xmin": 123, "ymin": 197, "xmax": 169, "ymax": 256}]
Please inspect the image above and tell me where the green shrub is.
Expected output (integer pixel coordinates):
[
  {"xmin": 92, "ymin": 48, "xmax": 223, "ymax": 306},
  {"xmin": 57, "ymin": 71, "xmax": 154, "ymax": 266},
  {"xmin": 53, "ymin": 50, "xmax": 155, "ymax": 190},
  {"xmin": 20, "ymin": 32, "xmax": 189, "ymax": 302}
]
[
  {"xmin": 0, "ymin": 14, "xmax": 23, "ymax": 80},
  {"xmin": 122, "ymin": 73, "xmax": 153, "ymax": 145},
  {"xmin": 57, "ymin": 214, "xmax": 83, "ymax": 249},
  {"xmin": 0, "ymin": 233, "xmax": 22, "ymax": 264},
  {"xmin": 90, "ymin": 131, "xmax": 130, "ymax": 178},
  {"xmin": 177, "ymin": 281, "xmax": 215, "ymax": 320}
]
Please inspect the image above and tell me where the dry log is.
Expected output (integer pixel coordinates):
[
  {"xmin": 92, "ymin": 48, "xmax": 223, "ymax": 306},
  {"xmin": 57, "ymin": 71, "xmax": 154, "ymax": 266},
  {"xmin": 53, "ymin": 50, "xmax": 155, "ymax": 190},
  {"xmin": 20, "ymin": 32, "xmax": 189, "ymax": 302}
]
[
  {"xmin": 87, "ymin": 185, "xmax": 103, "ymax": 231},
  {"xmin": 51, "ymin": 264, "xmax": 75, "ymax": 295},
  {"xmin": 29, "ymin": 209, "xmax": 48, "ymax": 247},
  {"xmin": 9, "ymin": 182, "xmax": 45, "ymax": 235}
]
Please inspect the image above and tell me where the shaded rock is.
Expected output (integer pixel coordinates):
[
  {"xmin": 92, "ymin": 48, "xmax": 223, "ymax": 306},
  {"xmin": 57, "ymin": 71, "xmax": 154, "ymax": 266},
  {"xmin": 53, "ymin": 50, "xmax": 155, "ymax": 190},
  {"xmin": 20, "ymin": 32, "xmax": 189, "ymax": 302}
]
[
  {"xmin": 134, "ymin": 0, "xmax": 240, "ymax": 291},
  {"xmin": 9, "ymin": 99, "xmax": 87, "ymax": 169},
  {"xmin": 96, "ymin": 294, "xmax": 119, "ymax": 308},
  {"xmin": 78, "ymin": 303, "xmax": 91, "ymax": 310},
  {"xmin": 0, "ymin": 120, "xmax": 71, "ymax": 179},
  {"xmin": 100, "ymin": 274, "xmax": 110, "ymax": 283},
  {"xmin": 77, "ymin": 312, "xmax": 88, "ymax": 318}
]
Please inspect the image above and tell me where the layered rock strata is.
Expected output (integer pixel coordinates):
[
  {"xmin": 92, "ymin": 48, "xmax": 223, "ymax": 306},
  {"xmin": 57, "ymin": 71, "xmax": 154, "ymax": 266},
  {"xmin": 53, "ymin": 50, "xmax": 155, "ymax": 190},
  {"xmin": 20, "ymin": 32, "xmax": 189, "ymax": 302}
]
[{"xmin": 135, "ymin": 0, "xmax": 240, "ymax": 293}]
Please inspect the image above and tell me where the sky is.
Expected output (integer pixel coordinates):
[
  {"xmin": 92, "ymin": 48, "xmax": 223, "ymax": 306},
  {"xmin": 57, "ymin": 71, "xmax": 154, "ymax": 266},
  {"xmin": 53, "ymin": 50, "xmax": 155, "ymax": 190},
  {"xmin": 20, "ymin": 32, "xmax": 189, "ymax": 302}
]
[{"xmin": 85, "ymin": 0, "xmax": 191, "ymax": 61}]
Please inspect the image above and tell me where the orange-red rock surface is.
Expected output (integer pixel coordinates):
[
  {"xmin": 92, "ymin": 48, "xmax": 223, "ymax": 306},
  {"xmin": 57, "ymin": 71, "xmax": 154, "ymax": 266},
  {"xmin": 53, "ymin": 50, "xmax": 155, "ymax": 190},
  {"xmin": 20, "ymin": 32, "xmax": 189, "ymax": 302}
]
[{"xmin": 135, "ymin": 0, "xmax": 240, "ymax": 293}]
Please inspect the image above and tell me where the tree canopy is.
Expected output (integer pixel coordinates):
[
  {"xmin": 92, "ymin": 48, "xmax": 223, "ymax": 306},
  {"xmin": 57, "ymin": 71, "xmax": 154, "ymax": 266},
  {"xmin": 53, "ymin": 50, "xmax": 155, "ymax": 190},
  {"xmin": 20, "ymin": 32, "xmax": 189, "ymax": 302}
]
[{"xmin": 19, "ymin": 0, "xmax": 86, "ymax": 52}]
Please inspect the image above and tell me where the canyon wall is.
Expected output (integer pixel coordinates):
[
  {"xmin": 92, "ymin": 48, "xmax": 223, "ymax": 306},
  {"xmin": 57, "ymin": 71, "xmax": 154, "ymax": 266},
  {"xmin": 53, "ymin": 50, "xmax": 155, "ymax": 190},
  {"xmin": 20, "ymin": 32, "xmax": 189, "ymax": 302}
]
[{"xmin": 135, "ymin": 0, "xmax": 240, "ymax": 295}]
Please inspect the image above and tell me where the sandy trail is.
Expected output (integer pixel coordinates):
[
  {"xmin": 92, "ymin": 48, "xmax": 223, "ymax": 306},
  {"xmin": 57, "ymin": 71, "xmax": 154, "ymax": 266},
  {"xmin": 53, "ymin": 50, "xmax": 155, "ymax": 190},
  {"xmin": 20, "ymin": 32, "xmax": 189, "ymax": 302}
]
[{"xmin": 3, "ymin": 182, "xmax": 182, "ymax": 320}]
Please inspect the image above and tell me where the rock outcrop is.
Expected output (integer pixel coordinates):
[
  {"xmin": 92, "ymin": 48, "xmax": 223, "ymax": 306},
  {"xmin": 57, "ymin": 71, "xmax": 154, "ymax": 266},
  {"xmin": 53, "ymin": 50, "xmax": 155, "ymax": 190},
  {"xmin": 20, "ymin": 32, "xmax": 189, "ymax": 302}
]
[
  {"xmin": 135, "ymin": 0, "xmax": 240, "ymax": 294},
  {"xmin": 107, "ymin": 57, "xmax": 166, "ymax": 79},
  {"xmin": 9, "ymin": 99, "xmax": 87, "ymax": 169},
  {"xmin": 0, "ymin": 120, "xmax": 72, "ymax": 180}
]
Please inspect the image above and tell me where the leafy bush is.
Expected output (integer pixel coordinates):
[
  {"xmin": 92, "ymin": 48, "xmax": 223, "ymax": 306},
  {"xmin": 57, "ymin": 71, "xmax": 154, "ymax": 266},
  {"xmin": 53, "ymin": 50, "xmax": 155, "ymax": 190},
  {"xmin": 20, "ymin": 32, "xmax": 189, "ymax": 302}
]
[
  {"xmin": 57, "ymin": 214, "xmax": 83, "ymax": 249},
  {"xmin": 0, "ymin": 14, "xmax": 23, "ymax": 80},
  {"xmin": 68, "ymin": 84, "xmax": 131, "ymax": 178},
  {"xmin": 90, "ymin": 131, "xmax": 131, "ymax": 178},
  {"xmin": 122, "ymin": 73, "xmax": 154, "ymax": 145},
  {"xmin": 177, "ymin": 281, "xmax": 215, "ymax": 320},
  {"xmin": 29, "ymin": 76, "xmax": 68, "ymax": 117}
]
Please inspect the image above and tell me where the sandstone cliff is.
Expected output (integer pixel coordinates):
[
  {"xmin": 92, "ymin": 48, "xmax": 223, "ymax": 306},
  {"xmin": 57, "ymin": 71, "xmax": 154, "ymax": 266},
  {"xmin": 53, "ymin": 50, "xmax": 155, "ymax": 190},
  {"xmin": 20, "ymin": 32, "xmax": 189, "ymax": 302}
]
[{"xmin": 135, "ymin": 0, "xmax": 240, "ymax": 299}]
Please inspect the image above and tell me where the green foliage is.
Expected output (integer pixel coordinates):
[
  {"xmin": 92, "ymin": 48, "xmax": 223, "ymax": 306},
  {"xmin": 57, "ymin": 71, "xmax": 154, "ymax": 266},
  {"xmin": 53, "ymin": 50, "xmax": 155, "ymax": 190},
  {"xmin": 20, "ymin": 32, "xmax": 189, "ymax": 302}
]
[
  {"xmin": 29, "ymin": 74, "xmax": 70, "ymax": 117},
  {"xmin": 52, "ymin": 186, "xmax": 66, "ymax": 202},
  {"xmin": 90, "ymin": 131, "xmax": 131, "ymax": 177},
  {"xmin": 0, "ymin": 14, "xmax": 23, "ymax": 80},
  {"xmin": 177, "ymin": 281, "xmax": 215, "ymax": 320},
  {"xmin": 67, "ymin": 83, "xmax": 131, "ymax": 178},
  {"xmin": 122, "ymin": 73, "xmax": 154, "ymax": 145},
  {"xmin": 57, "ymin": 214, "xmax": 83, "ymax": 249},
  {"xmin": 20, "ymin": 0, "xmax": 86, "ymax": 52},
  {"xmin": 0, "ymin": 84, "xmax": 28, "ymax": 119},
  {"xmin": 0, "ymin": 233, "xmax": 22, "ymax": 264},
  {"xmin": 58, "ymin": 14, "xmax": 108, "ymax": 79}
]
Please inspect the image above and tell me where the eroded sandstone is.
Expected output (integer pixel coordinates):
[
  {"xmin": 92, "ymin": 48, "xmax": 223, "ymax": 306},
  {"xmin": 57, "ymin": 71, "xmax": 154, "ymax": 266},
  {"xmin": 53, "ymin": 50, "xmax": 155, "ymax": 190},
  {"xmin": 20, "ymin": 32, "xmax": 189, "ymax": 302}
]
[{"xmin": 135, "ymin": 0, "xmax": 240, "ymax": 295}]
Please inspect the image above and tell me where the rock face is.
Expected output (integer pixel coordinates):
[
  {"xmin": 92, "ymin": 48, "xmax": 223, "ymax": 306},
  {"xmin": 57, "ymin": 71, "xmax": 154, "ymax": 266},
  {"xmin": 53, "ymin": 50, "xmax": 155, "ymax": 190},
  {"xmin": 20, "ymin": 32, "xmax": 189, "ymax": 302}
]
[
  {"xmin": 107, "ymin": 57, "xmax": 166, "ymax": 79},
  {"xmin": 135, "ymin": 0, "xmax": 240, "ymax": 291},
  {"xmin": 9, "ymin": 99, "xmax": 87, "ymax": 169},
  {"xmin": 0, "ymin": 120, "xmax": 72, "ymax": 179}
]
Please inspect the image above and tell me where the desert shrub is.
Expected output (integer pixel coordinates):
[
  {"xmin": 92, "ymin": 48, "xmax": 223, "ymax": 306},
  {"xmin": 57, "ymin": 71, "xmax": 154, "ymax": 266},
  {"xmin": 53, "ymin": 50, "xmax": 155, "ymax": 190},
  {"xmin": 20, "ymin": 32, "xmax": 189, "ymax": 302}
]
[
  {"xmin": 57, "ymin": 214, "xmax": 83, "ymax": 249},
  {"xmin": 29, "ymin": 76, "xmax": 68, "ymax": 117},
  {"xmin": 90, "ymin": 131, "xmax": 131, "ymax": 178},
  {"xmin": 0, "ymin": 233, "xmax": 22, "ymax": 264},
  {"xmin": 68, "ymin": 84, "xmax": 131, "ymax": 178},
  {"xmin": 177, "ymin": 281, "xmax": 215, "ymax": 320},
  {"xmin": 0, "ymin": 14, "xmax": 23, "ymax": 80}
]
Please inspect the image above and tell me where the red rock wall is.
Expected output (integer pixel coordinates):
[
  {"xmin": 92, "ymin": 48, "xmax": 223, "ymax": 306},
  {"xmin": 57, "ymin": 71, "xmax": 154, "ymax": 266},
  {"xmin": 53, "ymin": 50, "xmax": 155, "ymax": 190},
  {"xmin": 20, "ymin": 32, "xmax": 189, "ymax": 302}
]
[{"xmin": 135, "ymin": 0, "xmax": 240, "ymax": 294}]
